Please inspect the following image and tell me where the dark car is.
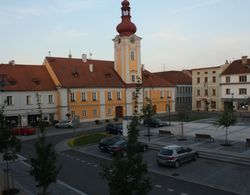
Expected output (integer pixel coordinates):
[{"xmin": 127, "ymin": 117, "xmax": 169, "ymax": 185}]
[
  {"xmin": 105, "ymin": 123, "xmax": 123, "ymax": 135},
  {"xmin": 12, "ymin": 126, "xmax": 36, "ymax": 136},
  {"xmin": 145, "ymin": 118, "xmax": 167, "ymax": 128},
  {"xmin": 107, "ymin": 140, "xmax": 148, "ymax": 156},
  {"xmin": 156, "ymin": 145, "xmax": 198, "ymax": 168},
  {"xmin": 98, "ymin": 136, "xmax": 126, "ymax": 152}
]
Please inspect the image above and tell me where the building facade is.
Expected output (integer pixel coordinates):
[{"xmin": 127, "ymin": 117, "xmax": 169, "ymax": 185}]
[{"xmin": 221, "ymin": 56, "xmax": 250, "ymax": 112}]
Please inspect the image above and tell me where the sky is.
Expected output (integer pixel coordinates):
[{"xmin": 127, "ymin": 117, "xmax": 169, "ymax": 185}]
[{"xmin": 0, "ymin": 0, "xmax": 250, "ymax": 72}]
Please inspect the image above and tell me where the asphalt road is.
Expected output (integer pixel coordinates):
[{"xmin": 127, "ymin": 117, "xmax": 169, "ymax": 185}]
[{"xmin": 19, "ymin": 129, "xmax": 237, "ymax": 195}]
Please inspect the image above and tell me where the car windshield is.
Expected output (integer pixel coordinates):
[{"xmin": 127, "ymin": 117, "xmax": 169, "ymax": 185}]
[{"xmin": 159, "ymin": 149, "xmax": 173, "ymax": 155}]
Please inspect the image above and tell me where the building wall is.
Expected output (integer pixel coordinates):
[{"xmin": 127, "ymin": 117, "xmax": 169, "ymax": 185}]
[
  {"xmin": 192, "ymin": 67, "xmax": 221, "ymax": 111},
  {"xmin": 175, "ymin": 85, "xmax": 192, "ymax": 111},
  {"xmin": 221, "ymin": 74, "xmax": 250, "ymax": 111},
  {"xmin": 0, "ymin": 90, "xmax": 58, "ymax": 126}
]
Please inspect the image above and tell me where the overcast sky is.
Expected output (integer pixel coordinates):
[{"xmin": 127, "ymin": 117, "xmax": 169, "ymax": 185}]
[{"xmin": 0, "ymin": 0, "xmax": 249, "ymax": 72}]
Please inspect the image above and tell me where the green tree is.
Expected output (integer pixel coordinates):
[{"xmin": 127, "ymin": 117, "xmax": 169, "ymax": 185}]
[
  {"xmin": 214, "ymin": 105, "xmax": 236, "ymax": 145},
  {"xmin": 0, "ymin": 103, "xmax": 21, "ymax": 193},
  {"xmin": 29, "ymin": 94, "xmax": 60, "ymax": 195},
  {"xmin": 100, "ymin": 78, "xmax": 152, "ymax": 195},
  {"xmin": 141, "ymin": 98, "xmax": 155, "ymax": 141}
]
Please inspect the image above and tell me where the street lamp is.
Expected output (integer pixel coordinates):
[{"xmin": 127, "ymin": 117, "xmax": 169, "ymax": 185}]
[
  {"xmin": 167, "ymin": 96, "xmax": 171, "ymax": 126},
  {"xmin": 231, "ymin": 93, "xmax": 234, "ymax": 111}
]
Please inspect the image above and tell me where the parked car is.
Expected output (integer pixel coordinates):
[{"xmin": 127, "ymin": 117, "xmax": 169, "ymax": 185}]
[
  {"xmin": 145, "ymin": 118, "xmax": 168, "ymax": 128},
  {"xmin": 55, "ymin": 120, "xmax": 74, "ymax": 128},
  {"xmin": 156, "ymin": 145, "xmax": 198, "ymax": 168},
  {"xmin": 98, "ymin": 135, "xmax": 126, "ymax": 152},
  {"xmin": 12, "ymin": 126, "xmax": 36, "ymax": 136},
  {"xmin": 105, "ymin": 123, "xmax": 123, "ymax": 135},
  {"xmin": 107, "ymin": 140, "xmax": 148, "ymax": 156}
]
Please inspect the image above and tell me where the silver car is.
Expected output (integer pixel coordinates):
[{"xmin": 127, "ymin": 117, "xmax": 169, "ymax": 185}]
[{"xmin": 156, "ymin": 145, "xmax": 198, "ymax": 168}]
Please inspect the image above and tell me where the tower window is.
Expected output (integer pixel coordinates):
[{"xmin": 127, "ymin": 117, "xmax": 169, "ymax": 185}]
[
  {"xmin": 131, "ymin": 51, "xmax": 135, "ymax": 61},
  {"xmin": 131, "ymin": 75, "xmax": 136, "ymax": 83}
]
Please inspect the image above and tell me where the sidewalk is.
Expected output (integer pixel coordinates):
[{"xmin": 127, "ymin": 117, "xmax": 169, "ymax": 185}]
[{"xmin": 138, "ymin": 119, "xmax": 250, "ymax": 165}]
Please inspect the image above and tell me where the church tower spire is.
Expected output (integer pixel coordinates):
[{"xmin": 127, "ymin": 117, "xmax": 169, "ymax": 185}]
[{"xmin": 113, "ymin": 0, "xmax": 142, "ymax": 84}]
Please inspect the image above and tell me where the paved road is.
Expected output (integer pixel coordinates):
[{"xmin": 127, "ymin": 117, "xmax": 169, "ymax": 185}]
[{"xmin": 57, "ymin": 149, "xmax": 237, "ymax": 195}]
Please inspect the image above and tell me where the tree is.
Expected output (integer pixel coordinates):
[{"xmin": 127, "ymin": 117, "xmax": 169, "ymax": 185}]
[
  {"xmin": 141, "ymin": 98, "xmax": 155, "ymax": 142},
  {"xmin": 29, "ymin": 94, "xmax": 60, "ymax": 195},
  {"xmin": 0, "ymin": 103, "xmax": 21, "ymax": 193},
  {"xmin": 214, "ymin": 105, "xmax": 236, "ymax": 146},
  {"xmin": 100, "ymin": 78, "xmax": 152, "ymax": 195}
]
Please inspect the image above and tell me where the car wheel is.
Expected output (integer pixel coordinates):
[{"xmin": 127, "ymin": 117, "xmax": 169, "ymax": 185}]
[
  {"xmin": 174, "ymin": 161, "xmax": 180, "ymax": 168},
  {"xmin": 193, "ymin": 154, "xmax": 198, "ymax": 161}
]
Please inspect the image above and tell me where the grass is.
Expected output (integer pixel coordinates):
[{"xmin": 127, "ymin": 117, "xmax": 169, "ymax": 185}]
[{"xmin": 68, "ymin": 132, "xmax": 108, "ymax": 147}]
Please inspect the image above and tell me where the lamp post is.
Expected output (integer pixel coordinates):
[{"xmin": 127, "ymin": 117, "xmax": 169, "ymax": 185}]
[
  {"xmin": 167, "ymin": 96, "xmax": 171, "ymax": 126},
  {"xmin": 231, "ymin": 93, "xmax": 234, "ymax": 111}
]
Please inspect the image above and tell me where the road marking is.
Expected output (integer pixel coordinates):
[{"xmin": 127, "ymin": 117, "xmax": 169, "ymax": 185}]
[
  {"xmin": 94, "ymin": 164, "xmax": 98, "ymax": 167},
  {"xmin": 81, "ymin": 160, "xmax": 85, "ymax": 163},
  {"xmin": 57, "ymin": 180, "xmax": 88, "ymax": 195},
  {"xmin": 180, "ymin": 193, "xmax": 188, "ymax": 195},
  {"xmin": 87, "ymin": 162, "xmax": 92, "ymax": 165},
  {"xmin": 76, "ymin": 158, "xmax": 80, "ymax": 161},
  {"xmin": 154, "ymin": 184, "xmax": 162, "ymax": 188},
  {"xmin": 167, "ymin": 188, "xmax": 174, "ymax": 192}
]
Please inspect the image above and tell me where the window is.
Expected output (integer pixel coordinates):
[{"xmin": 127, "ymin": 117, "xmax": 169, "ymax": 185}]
[
  {"xmin": 205, "ymin": 71, "xmax": 208, "ymax": 74},
  {"xmin": 6, "ymin": 96, "xmax": 13, "ymax": 106},
  {"xmin": 197, "ymin": 72, "xmax": 200, "ymax": 75},
  {"xmin": 204, "ymin": 77, "xmax": 208, "ymax": 83},
  {"xmin": 205, "ymin": 89, "xmax": 208, "ymax": 96},
  {"xmin": 197, "ymin": 90, "xmax": 200, "ymax": 96},
  {"xmin": 48, "ymin": 95, "xmax": 54, "ymax": 104},
  {"xmin": 212, "ymin": 89, "xmax": 216, "ymax": 96},
  {"xmin": 82, "ymin": 110, "xmax": 87, "ymax": 117},
  {"xmin": 37, "ymin": 95, "xmax": 42, "ymax": 104},
  {"xmin": 131, "ymin": 75, "xmax": 136, "ymax": 83},
  {"xmin": 130, "ymin": 51, "xmax": 135, "ymax": 61},
  {"xmin": 108, "ymin": 91, "xmax": 112, "ymax": 100},
  {"xmin": 26, "ymin": 95, "xmax": 32, "ymax": 105},
  {"xmin": 107, "ymin": 108, "xmax": 112, "ymax": 116},
  {"xmin": 197, "ymin": 77, "xmax": 200, "ymax": 83},
  {"xmin": 239, "ymin": 88, "xmax": 247, "ymax": 95},
  {"xmin": 81, "ymin": 92, "xmax": 87, "ymax": 101},
  {"xmin": 211, "ymin": 101, "xmax": 216, "ymax": 109},
  {"xmin": 239, "ymin": 75, "xmax": 247, "ymax": 82},
  {"xmin": 212, "ymin": 71, "xmax": 216, "ymax": 74},
  {"xmin": 226, "ymin": 76, "xmax": 230, "ymax": 83},
  {"xmin": 226, "ymin": 89, "xmax": 230, "ymax": 95},
  {"xmin": 93, "ymin": 109, "xmax": 97, "ymax": 117},
  {"xmin": 71, "ymin": 110, "xmax": 75, "ymax": 118},
  {"xmin": 92, "ymin": 92, "xmax": 97, "ymax": 101},
  {"xmin": 213, "ymin": 76, "xmax": 216, "ymax": 83},
  {"xmin": 160, "ymin": 91, "xmax": 164, "ymax": 99},
  {"xmin": 117, "ymin": 91, "xmax": 122, "ymax": 100},
  {"xmin": 196, "ymin": 101, "xmax": 201, "ymax": 109},
  {"xmin": 177, "ymin": 97, "xmax": 179, "ymax": 103},
  {"xmin": 70, "ymin": 92, "xmax": 75, "ymax": 102}
]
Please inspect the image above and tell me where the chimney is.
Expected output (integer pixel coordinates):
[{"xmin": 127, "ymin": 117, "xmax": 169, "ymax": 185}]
[
  {"xmin": 242, "ymin": 56, "xmax": 248, "ymax": 65},
  {"xmin": 8, "ymin": 60, "xmax": 15, "ymax": 65},
  {"xmin": 89, "ymin": 64, "xmax": 94, "ymax": 72},
  {"xmin": 142, "ymin": 64, "xmax": 145, "ymax": 71},
  {"xmin": 82, "ymin": 54, "xmax": 87, "ymax": 63}
]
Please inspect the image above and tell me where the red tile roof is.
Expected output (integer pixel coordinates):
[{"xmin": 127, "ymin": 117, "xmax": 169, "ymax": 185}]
[
  {"xmin": 0, "ymin": 64, "xmax": 56, "ymax": 91},
  {"xmin": 46, "ymin": 57, "xmax": 173, "ymax": 88},
  {"xmin": 221, "ymin": 59, "xmax": 250, "ymax": 75},
  {"xmin": 142, "ymin": 70, "xmax": 174, "ymax": 87},
  {"xmin": 45, "ymin": 57, "xmax": 126, "ymax": 88},
  {"xmin": 154, "ymin": 70, "xmax": 192, "ymax": 85}
]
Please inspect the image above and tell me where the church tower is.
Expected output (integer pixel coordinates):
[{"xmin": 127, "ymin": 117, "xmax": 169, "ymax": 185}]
[{"xmin": 113, "ymin": 0, "xmax": 142, "ymax": 84}]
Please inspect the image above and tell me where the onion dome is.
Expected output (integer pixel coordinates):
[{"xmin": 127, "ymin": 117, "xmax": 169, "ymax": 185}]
[{"xmin": 116, "ymin": 0, "xmax": 137, "ymax": 36}]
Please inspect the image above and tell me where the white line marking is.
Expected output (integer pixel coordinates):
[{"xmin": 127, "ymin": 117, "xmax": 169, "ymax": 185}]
[
  {"xmin": 94, "ymin": 164, "xmax": 98, "ymax": 167},
  {"xmin": 76, "ymin": 158, "xmax": 80, "ymax": 161},
  {"xmin": 87, "ymin": 162, "xmax": 91, "ymax": 165},
  {"xmin": 57, "ymin": 180, "xmax": 88, "ymax": 195},
  {"xmin": 180, "ymin": 193, "xmax": 188, "ymax": 195},
  {"xmin": 81, "ymin": 160, "xmax": 85, "ymax": 163},
  {"xmin": 154, "ymin": 184, "xmax": 162, "ymax": 188},
  {"xmin": 167, "ymin": 188, "xmax": 174, "ymax": 192}
]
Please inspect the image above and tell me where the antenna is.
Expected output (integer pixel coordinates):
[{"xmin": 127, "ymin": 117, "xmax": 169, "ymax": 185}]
[
  {"xmin": 89, "ymin": 53, "xmax": 92, "ymax": 60},
  {"xmin": 68, "ymin": 49, "xmax": 72, "ymax": 58},
  {"xmin": 48, "ymin": 51, "xmax": 51, "ymax": 57}
]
